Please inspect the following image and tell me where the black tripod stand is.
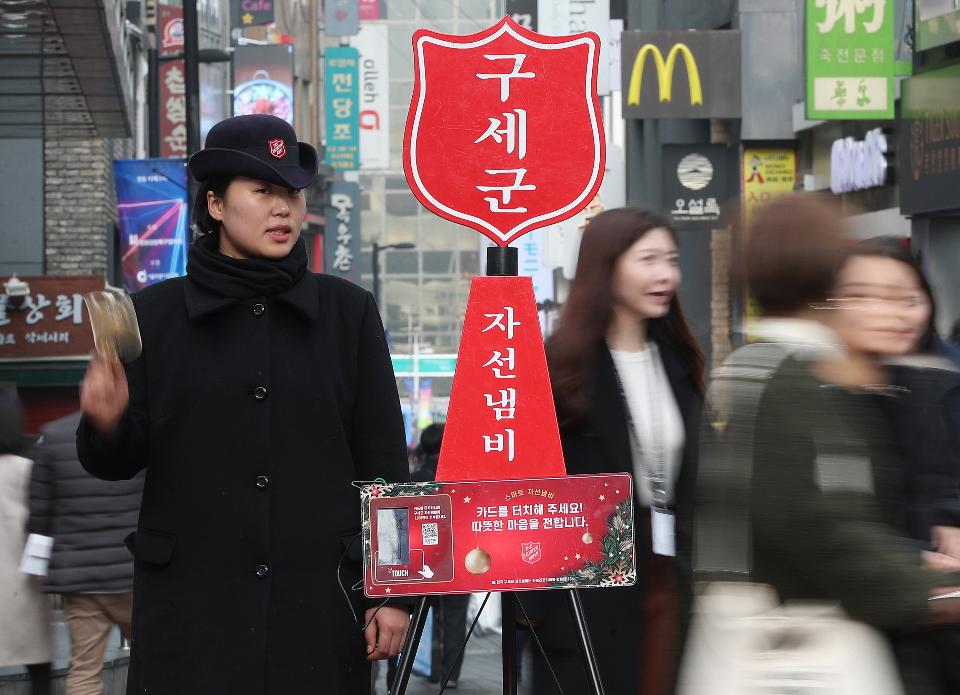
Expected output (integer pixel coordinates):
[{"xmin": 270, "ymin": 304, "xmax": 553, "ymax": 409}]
[{"xmin": 388, "ymin": 588, "xmax": 606, "ymax": 695}]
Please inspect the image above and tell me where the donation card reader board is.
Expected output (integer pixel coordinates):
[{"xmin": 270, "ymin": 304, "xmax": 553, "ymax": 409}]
[{"xmin": 362, "ymin": 474, "xmax": 635, "ymax": 597}]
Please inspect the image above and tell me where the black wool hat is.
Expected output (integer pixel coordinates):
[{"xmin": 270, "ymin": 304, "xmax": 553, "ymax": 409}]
[{"xmin": 188, "ymin": 114, "xmax": 320, "ymax": 189}]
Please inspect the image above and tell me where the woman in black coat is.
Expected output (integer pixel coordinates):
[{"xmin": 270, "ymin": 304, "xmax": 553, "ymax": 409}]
[
  {"xmin": 529, "ymin": 208, "xmax": 704, "ymax": 695},
  {"xmin": 77, "ymin": 115, "xmax": 410, "ymax": 695}
]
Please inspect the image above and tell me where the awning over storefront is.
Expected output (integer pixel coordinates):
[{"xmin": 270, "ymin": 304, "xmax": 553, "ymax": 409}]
[{"xmin": 0, "ymin": 0, "xmax": 134, "ymax": 138}]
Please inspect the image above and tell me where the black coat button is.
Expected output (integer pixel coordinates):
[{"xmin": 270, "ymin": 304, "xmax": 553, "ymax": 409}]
[
  {"xmin": 255, "ymin": 564, "xmax": 270, "ymax": 579},
  {"xmin": 253, "ymin": 386, "xmax": 268, "ymax": 400},
  {"xmin": 255, "ymin": 475, "xmax": 269, "ymax": 489},
  {"xmin": 252, "ymin": 303, "xmax": 265, "ymax": 316}
]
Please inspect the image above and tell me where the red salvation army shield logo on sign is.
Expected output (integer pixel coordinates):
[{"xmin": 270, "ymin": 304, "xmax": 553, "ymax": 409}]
[
  {"xmin": 267, "ymin": 138, "xmax": 286, "ymax": 159},
  {"xmin": 403, "ymin": 16, "xmax": 605, "ymax": 247}
]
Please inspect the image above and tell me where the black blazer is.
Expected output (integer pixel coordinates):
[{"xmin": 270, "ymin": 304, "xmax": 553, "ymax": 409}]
[{"xmin": 528, "ymin": 339, "xmax": 702, "ymax": 695}]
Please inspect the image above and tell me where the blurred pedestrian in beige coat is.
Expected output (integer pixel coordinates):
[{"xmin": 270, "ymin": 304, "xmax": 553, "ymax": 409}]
[{"xmin": 0, "ymin": 384, "xmax": 53, "ymax": 695}]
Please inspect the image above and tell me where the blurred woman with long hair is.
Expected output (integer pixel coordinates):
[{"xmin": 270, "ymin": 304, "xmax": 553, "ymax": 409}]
[
  {"xmin": 530, "ymin": 207, "xmax": 704, "ymax": 695},
  {"xmin": 832, "ymin": 238, "xmax": 960, "ymax": 693}
]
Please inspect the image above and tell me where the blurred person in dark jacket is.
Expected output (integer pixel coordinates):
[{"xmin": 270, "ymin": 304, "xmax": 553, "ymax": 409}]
[
  {"xmin": 26, "ymin": 410, "xmax": 143, "ymax": 695},
  {"xmin": 831, "ymin": 238, "xmax": 960, "ymax": 693},
  {"xmin": 701, "ymin": 194, "xmax": 960, "ymax": 695},
  {"xmin": 0, "ymin": 384, "xmax": 53, "ymax": 695}
]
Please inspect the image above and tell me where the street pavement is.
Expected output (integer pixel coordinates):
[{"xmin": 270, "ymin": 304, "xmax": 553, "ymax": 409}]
[
  {"xmin": 0, "ymin": 612, "xmax": 531, "ymax": 695},
  {"xmin": 373, "ymin": 630, "xmax": 533, "ymax": 695}
]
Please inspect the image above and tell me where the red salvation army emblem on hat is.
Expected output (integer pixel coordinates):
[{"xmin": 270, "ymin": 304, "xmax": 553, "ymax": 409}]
[
  {"xmin": 268, "ymin": 138, "xmax": 286, "ymax": 159},
  {"xmin": 403, "ymin": 16, "xmax": 605, "ymax": 247}
]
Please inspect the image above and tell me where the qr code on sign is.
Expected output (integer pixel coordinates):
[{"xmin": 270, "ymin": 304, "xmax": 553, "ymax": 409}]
[{"xmin": 422, "ymin": 523, "xmax": 439, "ymax": 546}]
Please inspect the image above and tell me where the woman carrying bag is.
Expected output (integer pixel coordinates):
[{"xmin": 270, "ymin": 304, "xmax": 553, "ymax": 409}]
[{"xmin": 77, "ymin": 114, "xmax": 410, "ymax": 695}]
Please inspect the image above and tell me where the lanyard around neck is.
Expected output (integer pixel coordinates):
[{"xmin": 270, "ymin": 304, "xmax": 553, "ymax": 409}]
[{"xmin": 609, "ymin": 343, "xmax": 669, "ymax": 508}]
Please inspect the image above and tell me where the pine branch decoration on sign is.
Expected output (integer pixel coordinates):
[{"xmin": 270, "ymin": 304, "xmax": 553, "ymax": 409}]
[{"xmin": 551, "ymin": 500, "xmax": 636, "ymax": 588}]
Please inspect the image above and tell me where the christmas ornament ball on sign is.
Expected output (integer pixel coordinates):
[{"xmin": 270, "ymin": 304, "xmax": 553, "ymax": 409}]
[
  {"xmin": 464, "ymin": 547, "xmax": 492, "ymax": 575},
  {"xmin": 403, "ymin": 16, "xmax": 605, "ymax": 246}
]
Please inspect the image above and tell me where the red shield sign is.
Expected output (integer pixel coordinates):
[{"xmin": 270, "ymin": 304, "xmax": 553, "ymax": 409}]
[
  {"xmin": 404, "ymin": 16, "xmax": 605, "ymax": 247},
  {"xmin": 268, "ymin": 138, "xmax": 286, "ymax": 159},
  {"xmin": 520, "ymin": 541, "xmax": 542, "ymax": 565}
]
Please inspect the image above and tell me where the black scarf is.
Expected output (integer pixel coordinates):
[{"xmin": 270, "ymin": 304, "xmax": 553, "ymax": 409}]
[{"xmin": 186, "ymin": 232, "xmax": 307, "ymax": 299}]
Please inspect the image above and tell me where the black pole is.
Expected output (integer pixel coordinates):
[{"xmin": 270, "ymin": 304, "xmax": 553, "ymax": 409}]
[
  {"xmin": 389, "ymin": 596, "xmax": 430, "ymax": 695},
  {"xmin": 567, "ymin": 588, "xmax": 606, "ymax": 695},
  {"xmin": 372, "ymin": 242, "xmax": 381, "ymax": 307},
  {"xmin": 148, "ymin": 44, "xmax": 160, "ymax": 158},
  {"xmin": 501, "ymin": 592, "xmax": 519, "ymax": 695},
  {"xmin": 183, "ymin": 0, "xmax": 201, "ymax": 229},
  {"xmin": 486, "ymin": 246, "xmax": 518, "ymax": 277}
]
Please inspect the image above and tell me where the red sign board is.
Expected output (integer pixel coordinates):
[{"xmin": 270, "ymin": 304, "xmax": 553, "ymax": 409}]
[
  {"xmin": 362, "ymin": 474, "xmax": 635, "ymax": 596},
  {"xmin": 435, "ymin": 276, "xmax": 566, "ymax": 482},
  {"xmin": 0, "ymin": 276, "xmax": 102, "ymax": 359},
  {"xmin": 403, "ymin": 16, "xmax": 605, "ymax": 246},
  {"xmin": 158, "ymin": 4, "xmax": 187, "ymax": 158}
]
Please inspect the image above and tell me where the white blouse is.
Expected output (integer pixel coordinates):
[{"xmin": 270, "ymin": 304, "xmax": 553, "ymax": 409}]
[{"xmin": 609, "ymin": 343, "xmax": 685, "ymax": 507}]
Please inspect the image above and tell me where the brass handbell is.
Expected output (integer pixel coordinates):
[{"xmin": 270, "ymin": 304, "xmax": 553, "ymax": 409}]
[{"xmin": 82, "ymin": 289, "xmax": 142, "ymax": 363}]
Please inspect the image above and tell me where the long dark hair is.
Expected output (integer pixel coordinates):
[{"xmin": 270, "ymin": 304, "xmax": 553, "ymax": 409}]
[
  {"xmin": 844, "ymin": 236, "xmax": 940, "ymax": 354},
  {"xmin": 546, "ymin": 208, "xmax": 705, "ymax": 426}
]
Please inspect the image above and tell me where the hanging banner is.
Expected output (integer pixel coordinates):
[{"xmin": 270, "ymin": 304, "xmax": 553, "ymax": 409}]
[
  {"xmin": 325, "ymin": 46, "xmax": 360, "ymax": 170},
  {"xmin": 805, "ymin": 0, "xmax": 895, "ymax": 120},
  {"xmin": 325, "ymin": 0, "xmax": 359, "ymax": 36},
  {"xmin": 662, "ymin": 144, "xmax": 729, "ymax": 230},
  {"xmin": 0, "ymin": 276, "xmax": 102, "ymax": 360},
  {"xmin": 114, "ymin": 158, "xmax": 190, "ymax": 293},
  {"xmin": 230, "ymin": 0, "xmax": 274, "ymax": 29},
  {"xmin": 352, "ymin": 24, "xmax": 390, "ymax": 170},
  {"xmin": 323, "ymin": 181, "xmax": 361, "ymax": 284},
  {"xmin": 362, "ymin": 474, "xmax": 635, "ymax": 596},
  {"xmin": 232, "ymin": 44, "xmax": 294, "ymax": 124},
  {"xmin": 158, "ymin": 5, "xmax": 186, "ymax": 158}
]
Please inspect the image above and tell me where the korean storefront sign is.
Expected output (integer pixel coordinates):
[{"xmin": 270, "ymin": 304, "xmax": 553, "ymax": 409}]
[
  {"xmin": 362, "ymin": 474, "xmax": 635, "ymax": 596},
  {"xmin": 805, "ymin": 0, "xmax": 895, "ymax": 120},
  {"xmin": 322, "ymin": 181, "xmax": 361, "ymax": 285},
  {"xmin": 621, "ymin": 30, "xmax": 741, "ymax": 119},
  {"xmin": 158, "ymin": 4, "xmax": 186, "ymax": 158},
  {"xmin": 230, "ymin": 0, "xmax": 274, "ymax": 28},
  {"xmin": 352, "ymin": 24, "xmax": 390, "ymax": 170},
  {"xmin": 0, "ymin": 276, "xmax": 102, "ymax": 359},
  {"xmin": 742, "ymin": 148, "xmax": 797, "ymax": 334},
  {"xmin": 114, "ymin": 159, "xmax": 189, "ymax": 292},
  {"xmin": 232, "ymin": 44, "xmax": 295, "ymax": 124},
  {"xmin": 742, "ymin": 148, "xmax": 797, "ymax": 229},
  {"xmin": 900, "ymin": 64, "xmax": 960, "ymax": 215},
  {"xmin": 661, "ymin": 144, "xmax": 729, "ymax": 230},
  {"xmin": 325, "ymin": 46, "xmax": 360, "ymax": 171}
]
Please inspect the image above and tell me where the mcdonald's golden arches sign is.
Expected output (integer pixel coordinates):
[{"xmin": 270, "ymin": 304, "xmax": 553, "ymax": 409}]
[{"xmin": 621, "ymin": 30, "xmax": 741, "ymax": 119}]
